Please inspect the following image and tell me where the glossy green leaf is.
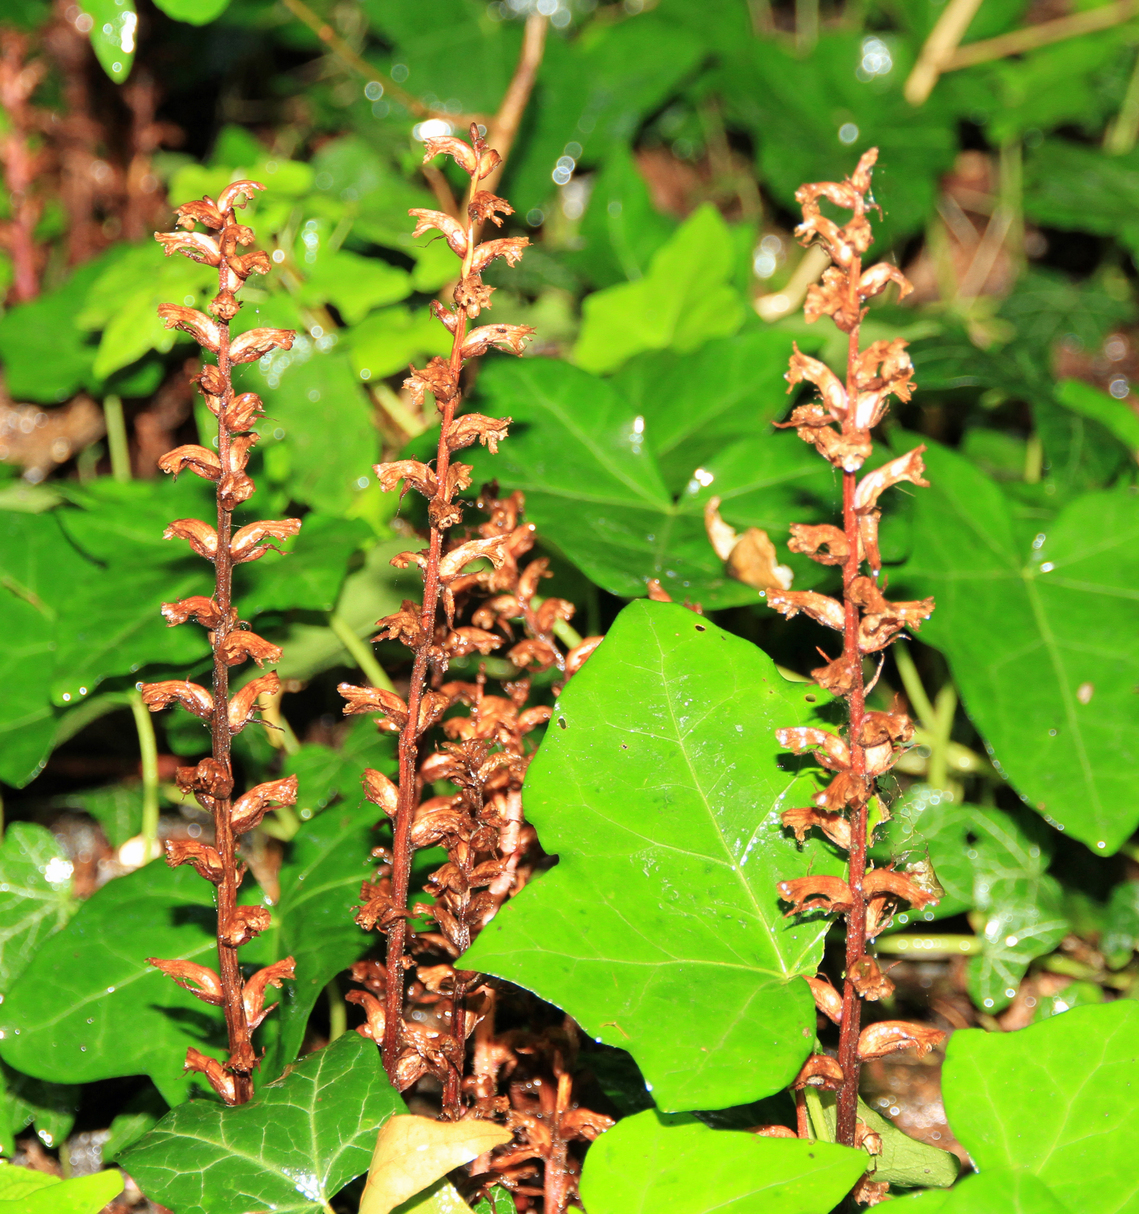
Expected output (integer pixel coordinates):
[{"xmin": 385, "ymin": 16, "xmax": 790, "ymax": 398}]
[
  {"xmin": 81, "ymin": 0, "xmax": 135, "ymax": 81},
  {"xmin": 0, "ymin": 1169, "xmax": 123, "ymax": 1214},
  {"xmin": 1101, "ymin": 880, "xmax": 1139, "ymax": 969},
  {"xmin": 150, "ymin": 0, "xmax": 230, "ymax": 25},
  {"xmin": 876, "ymin": 790, "xmax": 1068, "ymax": 1011},
  {"xmin": 895, "ymin": 438, "xmax": 1139, "ymax": 852},
  {"xmin": 0, "ymin": 1165, "xmax": 57, "ymax": 1200},
  {"xmin": 239, "ymin": 515, "xmax": 369, "ymax": 616},
  {"xmin": 503, "ymin": 14, "xmax": 703, "ymax": 216},
  {"xmin": 579, "ymin": 1111, "xmax": 867, "ymax": 1214},
  {"xmin": 939, "ymin": 1002, "xmax": 1139, "ymax": 1214},
  {"xmin": 239, "ymin": 346, "xmax": 376, "ymax": 515},
  {"xmin": 813, "ymin": 1093, "xmax": 958, "ymax": 1190},
  {"xmin": 573, "ymin": 205, "xmax": 744, "ymax": 374},
  {"xmin": 722, "ymin": 33, "xmax": 955, "ymax": 250},
  {"xmin": 1054, "ymin": 378, "xmax": 1139, "ymax": 453},
  {"xmin": 57, "ymin": 784, "xmax": 142, "ymax": 850},
  {"xmin": 0, "ymin": 824, "xmax": 76, "ymax": 996},
  {"xmin": 345, "ymin": 305, "xmax": 452, "ymax": 383},
  {"xmin": 265, "ymin": 799, "xmax": 382, "ymax": 1076},
  {"xmin": 569, "ymin": 144, "xmax": 676, "ymax": 289},
  {"xmin": 0, "ymin": 862, "xmax": 267, "ymax": 1105},
  {"xmin": 463, "ymin": 601, "xmax": 844, "ymax": 1111},
  {"xmin": 121, "ymin": 1033, "xmax": 400, "ymax": 1214},
  {"xmin": 3, "ymin": 1062, "xmax": 80, "ymax": 1154},
  {"xmin": 469, "ymin": 358, "xmax": 833, "ymax": 606},
  {"xmin": 297, "ymin": 246, "xmax": 411, "ymax": 327},
  {"xmin": 0, "ymin": 259, "xmax": 107, "ymax": 401},
  {"xmin": 896, "ymin": 1168, "xmax": 1072, "ymax": 1213}
]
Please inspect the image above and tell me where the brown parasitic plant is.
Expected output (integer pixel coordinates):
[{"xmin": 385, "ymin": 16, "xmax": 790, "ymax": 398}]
[
  {"xmin": 764, "ymin": 149, "xmax": 946, "ymax": 1162},
  {"xmin": 337, "ymin": 124, "xmax": 539, "ymax": 1092},
  {"xmin": 140, "ymin": 180, "xmax": 300, "ymax": 1104}
]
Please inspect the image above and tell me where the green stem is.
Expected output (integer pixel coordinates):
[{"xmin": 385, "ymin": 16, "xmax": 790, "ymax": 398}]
[
  {"xmin": 998, "ymin": 138, "xmax": 1024, "ymax": 272},
  {"xmin": 104, "ymin": 395, "xmax": 131, "ymax": 483},
  {"xmin": 1106, "ymin": 48, "xmax": 1139, "ymax": 155},
  {"xmin": 893, "ymin": 643, "xmax": 936, "ymax": 730},
  {"xmin": 804, "ymin": 1086, "xmax": 832, "ymax": 1142},
  {"xmin": 795, "ymin": 0, "xmax": 818, "ymax": 53},
  {"xmin": 329, "ymin": 612, "xmax": 395, "ymax": 692},
  {"xmin": 927, "ymin": 682, "xmax": 958, "ymax": 792},
  {"xmin": 874, "ymin": 935, "xmax": 981, "ymax": 957},
  {"xmin": 531, "ymin": 595, "xmax": 584, "ymax": 648},
  {"xmin": 129, "ymin": 688, "xmax": 160, "ymax": 860},
  {"xmin": 1024, "ymin": 432, "xmax": 1043, "ymax": 483},
  {"xmin": 327, "ymin": 979, "xmax": 347, "ymax": 1041}
]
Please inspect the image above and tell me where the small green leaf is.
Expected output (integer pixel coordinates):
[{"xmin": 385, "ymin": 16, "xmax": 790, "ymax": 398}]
[
  {"xmin": 345, "ymin": 306, "xmax": 451, "ymax": 383},
  {"xmin": 81, "ymin": 0, "xmax": 135, "ymax": 81},
  {"xmin": 0, "ymin": 863, "xmax": 267, "ymax": 1105},
  {"xmin": 150, "ymin": 0, "xmax": 230, "ymax": 24},
  {"xmin": 573, "ymin": 205, "xmax": 744, "ymax": 373},
  {"xmin": 297, "ymin": 241, "xmax": 412, "ymax": 327},
  {"xmin": 0, "ymin": 1164, "xmax": 58, "ymax": 1200},
  {"xmin": 463, "ymin": 602, "xmax": 844, "ymax": 1111},
  {"xmin": 1101, "ymin": 880, "xmax": 1139, "ymax": 968},
  {"xmin": 0, "ymin": 1169, "xmax": 123, "ymax": 1214},
  {"xmin": 1054, "ymin": 378, "xmax": 1139, "ymax": 454},
  {"xmin": 895, "ymin": 437, "xmax": 1139, "ymax": 853},
  {"xmin": 266, "ymin": 799, "xmax": 384, "ymax": 1076},
  {"xmin": 940, "ymin": 1001, "xmax": 1139, "ymax": 1214},
  {"xmin": 0, "ymin": 823, "xmax": 76, "ymax": 997},
  {"xmin": 895, "ymin": 1168, "xmax": 1071, "ymax": 1213},
  {"xmin": 876, "ymin": 791, "xmax": 1068, "ymax": 1012},
  {"xmin": 579, "ymin": 1111, "xmax": 867, "ymax": 1214},
  {"xmin": 56, "ymin": 784, "xmax": 142, "ymax": 850},
  {"xmin": 239, "ymin": 515, "xmax": 369, "ymax": 616},
  {"xmin": 120, "ymin": 1034, "xmax": 400, "ymax": 1214}
]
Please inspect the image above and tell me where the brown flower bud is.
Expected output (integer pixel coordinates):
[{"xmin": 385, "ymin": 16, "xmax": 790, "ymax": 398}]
[
  {"xmin": 184, "ymin": 1047, "xmax": 236, "ymax": 1104},
  {"xmin": 141, "ymin": 679, "xmax": 214, "ymax": 720},
  {"xmin": 231, "ymin": 775, "xmax": 298, "ymax": 834},
  {"xmin": 165, "ymin": 839, "xmax": 224, "ymax": 884}
]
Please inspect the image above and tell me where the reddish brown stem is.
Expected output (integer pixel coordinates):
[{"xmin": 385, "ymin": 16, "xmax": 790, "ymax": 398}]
[
  {"xmin": 0, "ymin": 33, "xmax": 43, "ymax": 301},
  {"xmin": 209, "ymin": 247, "xmax": 255, "ymax": 1105},
  {"xmin": 382, "ymin": 276, "xmax": 471, "ymax": 1081},
  {"xmin": 835, "ymin": 287, "xmax": 868, "ymax": 1147}
]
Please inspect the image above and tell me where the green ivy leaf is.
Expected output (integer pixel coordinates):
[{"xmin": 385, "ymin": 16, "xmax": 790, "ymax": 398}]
[
  {"xmin": 297, "ymin": 242, "xmax": 411, "ymax": 327},
  {"xmin": 0, "ymin": 1164, "xmax": 58, "ymax": 1200},
  {"xmin": 3, "ymin": 1062, "xmax": 80, "ymax": 1153},
  {"xmin": 55, "ymin": 784, "xmax": 142, "ymax": 850},
  {"xmin": 265, "ymin": 799, "xmax": 383, "ymax": 1076},
  {"xmin": 1054, "ymin": 378, "xmax": 1139, "ymax": 454},
  {"xmin": 0, "ymin": 824, "xmax": 76, "ymax": 997},
  {"xmin": 345, "ymin": 306, "xmax": 451, "ymax": 383},
  {"xmin": 578, "ymin": 1111, "xmax": 867, "ymax": 1214},
  {"xmin": 573, "ymin": 206, "xmax": 744, "ymax": 374},
  {"xmin": 895, "ymin": 1168, "xmax": 1072, "ymax": 1213},
  {"xmin": 120, "ymin": 1033, "xmax": 400, "ymax": 1214},
  {"xmin": 1101, "ymin": 880, "xmax": 1139, "ymax": 969},
  {"xmin": 0, "ymin": 862, "xmax": 268, "ymax": 1106},
  {"xmin": 463, "ymin": 601, "xmax": 844, "ymax": 1111},
  {"xmin": 81, "ymin": 0, "xmax": 135, "ymax": 81},
  {"xmin": 895, "ymin": 438, "xmax": 1139, "ymax": 853},
  {"xmin": 876, "ymin": 791, "xmax": 1068, "ymax": 1012},
  {"xmin": 468, "ymin": 358, "xmax": 833, "ymax": 607},
  {"xmin": 150, "ymin": 0, "xmax": 230, "ymax": 24},
  {"xmin": 0, "ymin": 1168, "xmax": 123, "ymax": 1214},
  {"xmin": 238, "ymin": 515, "xmax": 369, "ymax": 616},
  {"xmin": 936, "ymin": 1002, "xmax": 1139, "ymax": 1214}
]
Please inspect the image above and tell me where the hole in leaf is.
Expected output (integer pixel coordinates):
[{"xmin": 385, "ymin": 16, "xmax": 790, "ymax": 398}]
[
  {"xmin": 558, "ymin": 717, "xmax": 567, "ymax": 729},
  {"xmin": 695, "ymin": 624, "xmax": 706, "ymax": 632}
]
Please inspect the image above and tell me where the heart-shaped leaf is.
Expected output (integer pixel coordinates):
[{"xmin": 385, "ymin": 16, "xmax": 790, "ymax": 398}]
[
  {"xmin": 938, "ymin": 1002, "xmax": 1139, "ymax": 1214},
  {"xmin": 120, "ymin": 1033, "xmax": 399, "ymax": 1214},
  {"xmin": 895, "ymin": 437, "xmax": 1139, "ymax": 853},
  {"xmin": 463, "ymin": 601, "xmax": 844, "ymax": 1111},
  {"xmin": 466, "ymin": 359, "xmax": 835, "ymax": 607},
  {"xmin": 578, "ymin": 1111, "xmax": 867, "ymax": 1214},
  {"xmin": 0, "ymin": 824, "xmax": 76, "ymax": 995},
  {"xmin": 0, "ymin": 862, "xmax": 268, "ymax": 1105},
  {"xmin": 265, "ymin": 797, "xmax": 385, "ymax": 1076}
]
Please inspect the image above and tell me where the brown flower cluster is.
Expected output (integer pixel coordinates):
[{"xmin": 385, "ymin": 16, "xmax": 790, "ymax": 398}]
[
  {"xmin": 140, "ymin": 181, "xmax": 297, "ymax": 1105},
  {"xmin": 765, "ymin": 150, "xmax": 945, "ymax": 1169}
]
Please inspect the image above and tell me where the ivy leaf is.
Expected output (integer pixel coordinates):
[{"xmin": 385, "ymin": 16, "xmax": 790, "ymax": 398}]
[
  {"xmin": 0, "ymin": 1168, "xmax": 123, "ymax": 1214},
  {"xmin": 468, "ymin": 359, "xmax": 832, "ymax": 607},
  {"xmin": 0, "ymin": 862, "xmax": 268, "ymax": 1106},
  {"xmin": 936, "ymin": 1002, "xmax": 1139, "ymax": 1214},
  {"xmin": 80, "ymin": 0, "xmax": 135, "ymax": 81},
  {"xmin": 895, "ymin": 437, "xmax": 1139, "ymax": 853},
  {"xmin": 238, "ymin": 515, "xmax": 370, "ymax": 616},
  {"xmin": 149, "ymin": 0, "xmax": 230, "ymax": 22},
  {"xmin": 1101, "ymin": 880, "xmax": 1139, "ymax": 969},
  {"xmin": 344, "ymin": 305, "xmax": 452, "ymax": 383},
  {"xmin": 265, "ymin": 799, "xmax": 382, "ymax": 1077},
  {"xmin": 0, "ymin": 822, "xmax": 76, "ymax": 998},
  {"xmin": 573, "ymin": 206, "xmax": 744, "ymax": 374},
  {"xmin": 463, "ymin": 601, "xmax": 844, "ymax": 1112},
  {"xmin": 895, "ymin": 1168, "xmax": 1072, "ymax": 1213},
  {"xmin": 578, "ymin": 1111, "xmax": 867, "ymax": 1214},
  {"xmin": 876, "ymin": 791, "xmax": 1068, "ymax": 1012},
  {"xmin": 2, "ymin": 1062, "xmax": 80, "ymax": 1155},
  {"xmin": 1053, "ymin": 378, "xmax": 1139, "ymax": 454},
  {"xmin": 54, "ymin": 784, "xmax": 143, "ymax": 850},
  {"xmin": 120, "ymin": 1033, "xmax": 400, "ymax": 1214}
]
